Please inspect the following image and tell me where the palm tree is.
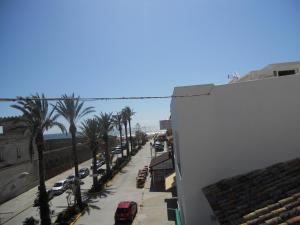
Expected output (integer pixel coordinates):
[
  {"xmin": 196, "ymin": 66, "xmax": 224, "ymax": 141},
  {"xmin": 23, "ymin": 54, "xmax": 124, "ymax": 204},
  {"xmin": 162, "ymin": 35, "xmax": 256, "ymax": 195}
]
[
  {"xmin": 112, "ymin": 112, "xmax": 124, "ymax": 158},
  {"xmin": 97, "ymin": 112, "xmax": 113, "ymax": 176},
  {"xmin": 80, "ymin": 118, "xmax": 100, "ymax": 190},
  {"xmin": 123, "ymin": 107, "xmax": 135, "ymax": 154},
  {"xmin": 11, "ymin": 94, "xmax": 65, "ymax": 225},
  {"xmin": 121, "ymin": 109, "xmax": 129, "ymax": 157},
  {"xmin": 55, "ymin": 94, "xmax": 94, "ymax": 208}
]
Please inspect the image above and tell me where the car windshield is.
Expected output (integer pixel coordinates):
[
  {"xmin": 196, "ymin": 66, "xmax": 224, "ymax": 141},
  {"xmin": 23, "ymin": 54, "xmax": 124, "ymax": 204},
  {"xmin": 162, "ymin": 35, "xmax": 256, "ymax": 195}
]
[
  {"xmin": 53, "ymin": 182, "xmax": 63, "ymax": 187},
  {"xmin": 67, "ymin": 175, "xmax": 74, "ymax": 179},
  {"xmin": 116, "ymin": 208, "xmax": 128, "ymax": 213}
]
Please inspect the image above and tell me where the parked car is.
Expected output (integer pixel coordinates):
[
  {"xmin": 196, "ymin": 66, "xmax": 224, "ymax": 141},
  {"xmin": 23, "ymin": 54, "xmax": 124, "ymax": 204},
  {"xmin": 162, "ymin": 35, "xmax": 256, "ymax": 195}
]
[
  {"xmin": 97, "ymin": 167, "xmax": 105, "ymax": 175},
  {"xmin": 90, "ymin": 160, "xmax": 104, "ymax": 169},
  {"xmin": 122, "ymin": 141, "xmax": 128, "ymax": 150},
  {"xmin": 33, "ymin": 189, "xmax": 54, "ymax": 207},
  {"xmin": 112, "ymin": 145, "xmax": 123, "ymax": 154},
  {"xmin": 66, "ymin": 174, "xmax": 75, "ymax": 185},
  {"xmin": 154, "ymin": 141, "xmax": 164, "ymax": 152},
  {"xmin": 115, "ymin": 201, "xmax": 138, "ymax": 222},
  {"xmin": 51, "ymin": 180, "xmax": 68, "ymax": 195},
  {"xmin": 79, "ymin": 168, "xmax": 90, "ymax": 179}
]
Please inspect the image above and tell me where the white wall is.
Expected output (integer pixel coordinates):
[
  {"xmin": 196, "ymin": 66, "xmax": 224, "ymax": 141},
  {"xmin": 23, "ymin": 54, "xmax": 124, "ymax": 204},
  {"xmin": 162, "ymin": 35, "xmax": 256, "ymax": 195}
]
[{"xmin": 171, "ymin": 75, "xmax": 300, "ymax": 225}]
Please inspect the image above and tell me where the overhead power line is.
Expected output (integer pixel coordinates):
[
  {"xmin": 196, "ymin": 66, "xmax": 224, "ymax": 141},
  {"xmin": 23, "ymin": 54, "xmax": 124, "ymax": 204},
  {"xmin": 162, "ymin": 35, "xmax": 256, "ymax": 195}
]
[{"xmin": 0, "ymin": 92, "xmax": 213, "ymax": 102}]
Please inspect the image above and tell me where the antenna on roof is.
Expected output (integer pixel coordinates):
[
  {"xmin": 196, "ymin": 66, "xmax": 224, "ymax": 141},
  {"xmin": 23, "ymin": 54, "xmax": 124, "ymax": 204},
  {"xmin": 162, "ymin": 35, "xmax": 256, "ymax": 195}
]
[{"xmin": 228, "ymin": 72, "xmax": 240, "ymax": 82}]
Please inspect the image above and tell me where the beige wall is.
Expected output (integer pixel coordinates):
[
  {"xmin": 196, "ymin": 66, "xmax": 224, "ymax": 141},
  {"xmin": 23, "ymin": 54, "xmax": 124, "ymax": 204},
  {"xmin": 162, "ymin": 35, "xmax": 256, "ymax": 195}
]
[
  {"xmin": 0, "ymin": 161, "xmax": 38, "ymax": 204},
  {"xmin": 0, "ymin": 140, "xmax": 91, "ymax": 204},
  {"xmin": 171, "ymin": 74, "xmax": 300, "ymax": 225}
]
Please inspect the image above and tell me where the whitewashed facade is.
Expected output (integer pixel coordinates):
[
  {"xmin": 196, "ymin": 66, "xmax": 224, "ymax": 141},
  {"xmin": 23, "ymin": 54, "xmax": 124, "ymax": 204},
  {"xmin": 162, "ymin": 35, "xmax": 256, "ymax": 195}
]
[{"xmin": 171, "ymin": 69, "xmax": 300, "ymax": 225}]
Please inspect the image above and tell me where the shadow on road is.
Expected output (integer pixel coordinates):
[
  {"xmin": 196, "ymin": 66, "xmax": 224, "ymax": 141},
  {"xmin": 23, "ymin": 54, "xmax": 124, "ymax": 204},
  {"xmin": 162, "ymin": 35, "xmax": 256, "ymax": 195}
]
[
  {"xmin": 114, "ymin": 221, "xmax": 133, "ymax": 225},
  {"xmin": 87, "ymin": 186, "xmax": 116, "ymax": 200},
  {"xmin": 119, "ymin": 169, "xmax": 128, "ymax": 174}
]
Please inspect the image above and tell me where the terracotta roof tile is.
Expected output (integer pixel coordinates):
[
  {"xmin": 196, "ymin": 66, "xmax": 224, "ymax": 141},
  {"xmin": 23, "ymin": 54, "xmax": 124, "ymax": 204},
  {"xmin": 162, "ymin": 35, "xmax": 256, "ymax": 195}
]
[{"xmin": 203, "ymin": 158, "xmax": 300, "ymax": 225}]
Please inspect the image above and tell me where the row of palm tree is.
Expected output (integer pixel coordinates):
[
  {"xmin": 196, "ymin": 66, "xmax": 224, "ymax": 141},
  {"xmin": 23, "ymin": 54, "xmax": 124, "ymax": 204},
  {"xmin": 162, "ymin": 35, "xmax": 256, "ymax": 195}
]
[{"xmin": 11, "ymin": 94, "xmax": 135, "ymax": 225}]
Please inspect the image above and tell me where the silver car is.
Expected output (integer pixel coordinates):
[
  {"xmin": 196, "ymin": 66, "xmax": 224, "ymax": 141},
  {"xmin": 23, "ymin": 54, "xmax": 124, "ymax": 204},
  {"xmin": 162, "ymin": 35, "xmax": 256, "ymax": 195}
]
[{"xmin": 51, "ymin": 180, "xmax": 68, "ymax": 195}]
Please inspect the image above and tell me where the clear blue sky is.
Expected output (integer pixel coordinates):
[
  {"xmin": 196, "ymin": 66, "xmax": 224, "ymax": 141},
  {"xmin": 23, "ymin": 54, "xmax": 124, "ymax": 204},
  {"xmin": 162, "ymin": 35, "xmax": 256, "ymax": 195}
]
[{"xmin": 0, "ymin": 0, "xmax": 299, "ymax": 133}]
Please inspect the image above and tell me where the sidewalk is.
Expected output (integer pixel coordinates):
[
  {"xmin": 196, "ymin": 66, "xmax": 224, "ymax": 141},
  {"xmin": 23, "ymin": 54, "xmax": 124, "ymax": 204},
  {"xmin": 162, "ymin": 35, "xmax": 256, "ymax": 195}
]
[{"xmin": 133, "ymin": 160, "xmax": 174, "ymax": 225}]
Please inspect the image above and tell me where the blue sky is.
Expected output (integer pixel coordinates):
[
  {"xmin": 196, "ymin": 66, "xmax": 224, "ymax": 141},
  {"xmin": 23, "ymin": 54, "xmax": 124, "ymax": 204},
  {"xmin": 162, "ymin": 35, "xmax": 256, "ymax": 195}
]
[{"xmin": 0, "ymin": 0, "xmax": 299, "ymax": 133}]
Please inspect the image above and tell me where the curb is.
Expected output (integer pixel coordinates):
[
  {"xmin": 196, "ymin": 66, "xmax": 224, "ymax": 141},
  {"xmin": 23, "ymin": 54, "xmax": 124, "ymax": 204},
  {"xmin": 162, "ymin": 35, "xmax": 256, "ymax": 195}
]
[{"xmin": 69, "ymin": 212, "xmax": 82, "ymax": 225}]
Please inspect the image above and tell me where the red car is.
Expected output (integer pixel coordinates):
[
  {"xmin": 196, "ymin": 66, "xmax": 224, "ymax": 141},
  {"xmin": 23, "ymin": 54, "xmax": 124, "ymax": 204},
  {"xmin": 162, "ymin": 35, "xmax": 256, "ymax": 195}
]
[{"xmin": 115, "ymin": 201, "xmax": 138, "ymax": 222}]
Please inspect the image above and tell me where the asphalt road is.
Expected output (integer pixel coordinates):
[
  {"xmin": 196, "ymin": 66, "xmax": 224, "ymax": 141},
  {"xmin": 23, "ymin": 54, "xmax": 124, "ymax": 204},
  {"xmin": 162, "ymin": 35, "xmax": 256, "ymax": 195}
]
[
  {"xmin": 75, "ymin": 142, "xmax": 174, "ymax": 225},
  {"xmin": 76, "ymin": 144, "xmax": 152, "ymax": 225}
]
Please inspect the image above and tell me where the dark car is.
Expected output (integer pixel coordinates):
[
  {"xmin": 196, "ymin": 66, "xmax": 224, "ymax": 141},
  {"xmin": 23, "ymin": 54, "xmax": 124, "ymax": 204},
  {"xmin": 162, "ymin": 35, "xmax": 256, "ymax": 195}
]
[
  {"xmin": 115, "ymin": 201, "xmax": 138, "ymax": 222},
  {"xmin": 112, "ymin": 145, "xmax": 123, "ymax": 154},
  {"xmin": 33, "ymin": 189, "xmax": 54, "ymax": 207},
  {"xmin": 66, "ymin": 174, "xmax": 75, "ymax": 185},
  {"xmin": 79, "ymin": 168, "xmax": 90, "ymax": 179},
  {"xmin": 154, "ymin": 141, "xmax": 164, "ymax": 152},
  {"xmin": 90, "ymin": 160, "xmax": 104, "ymax": 170},
  {"xmin": 121, "ymin": 142, "xmax": 128, "ymax": 150}
]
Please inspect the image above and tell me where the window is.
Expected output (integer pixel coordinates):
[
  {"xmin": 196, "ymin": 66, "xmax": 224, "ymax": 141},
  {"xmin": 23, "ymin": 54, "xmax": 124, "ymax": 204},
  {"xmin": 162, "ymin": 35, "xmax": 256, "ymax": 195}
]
[
  {"xmin": 278, "ymin": 70, "xmax": 296, "ymax": 76},
  {"xmin": 0, "ymin": 147, "xmax": 4, "ymax": 161},
  {"xmin": 0, "ymin": 126, "xmax": 3, "ymax": 135},
  {"xmin": 17, "ymin": 146, "xmax": 21, "ymax": 159}
]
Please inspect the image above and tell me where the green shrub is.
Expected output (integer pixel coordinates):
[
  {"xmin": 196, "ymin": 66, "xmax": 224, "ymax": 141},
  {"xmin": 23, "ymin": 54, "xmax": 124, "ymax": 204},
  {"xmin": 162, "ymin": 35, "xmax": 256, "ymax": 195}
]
[
  {"xmin": 23, "ymin": 217, "xmax": 38, "ymax": 225},
  {"xmin": 55, "ymin": 205, "xmax": 83, "ymax": 224}
]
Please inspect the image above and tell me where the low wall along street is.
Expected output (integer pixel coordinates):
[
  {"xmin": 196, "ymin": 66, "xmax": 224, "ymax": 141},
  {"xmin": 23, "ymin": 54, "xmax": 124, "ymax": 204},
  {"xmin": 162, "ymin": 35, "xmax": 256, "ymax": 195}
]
[{"xmin": 0, "ymin": 138, "xmax": 91, "ymax": 204}]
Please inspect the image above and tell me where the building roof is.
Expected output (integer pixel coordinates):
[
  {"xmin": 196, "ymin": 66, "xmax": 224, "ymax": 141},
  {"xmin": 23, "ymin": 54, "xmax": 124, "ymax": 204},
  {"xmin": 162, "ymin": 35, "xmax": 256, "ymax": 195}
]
[
  {"xmin": 149, "ymin": 152, "xmax": 171, "ymax": 168},
  {"xmin": 202, "ymin": 158, "xmax": 300, "ymax": 225},
  {"xmin": 151, "ymin": 158, "xmax": 173, "ymax": 171},
  {"xmin": 231, "ymin": 61, "xmax": 300, "ymax": 83}
]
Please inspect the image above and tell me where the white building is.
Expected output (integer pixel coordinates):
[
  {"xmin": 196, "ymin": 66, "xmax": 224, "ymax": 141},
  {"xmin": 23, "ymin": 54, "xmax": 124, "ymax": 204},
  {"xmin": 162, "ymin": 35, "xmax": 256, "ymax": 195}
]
[
  {"xmin": 171, "ymin": 62, "xmax": 300, "ymax": 225},
  {"xmin": 231, "ymin": 61, "xmax": 300, "ymax": 83}
]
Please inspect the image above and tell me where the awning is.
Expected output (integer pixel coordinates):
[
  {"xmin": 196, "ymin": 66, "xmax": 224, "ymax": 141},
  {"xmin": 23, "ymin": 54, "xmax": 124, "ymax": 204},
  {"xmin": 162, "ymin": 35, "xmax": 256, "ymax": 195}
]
[
  {"xmin": 165, "ymin": 172, "xmax": 176, "ymax": 190},
  {"xmin": 175, "ymin": 208, "xmax": 182, "ymax": 225}
]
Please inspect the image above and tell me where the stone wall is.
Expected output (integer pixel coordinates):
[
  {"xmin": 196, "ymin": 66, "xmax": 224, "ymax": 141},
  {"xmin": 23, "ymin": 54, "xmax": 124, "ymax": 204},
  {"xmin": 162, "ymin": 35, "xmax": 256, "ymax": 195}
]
[
  {"xmin": 44, "ymin": 142, "xmax": 91, "ymax": 179},
  {"xmin": 0, "ymin": 139, "xmax": 91, "ymax": 204}
]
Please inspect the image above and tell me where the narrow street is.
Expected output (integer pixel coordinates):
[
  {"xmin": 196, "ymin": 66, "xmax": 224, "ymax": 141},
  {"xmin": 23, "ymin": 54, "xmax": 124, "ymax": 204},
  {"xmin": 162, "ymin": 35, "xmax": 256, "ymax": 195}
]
[{"xmin": 76, "ymin": 142, "xmax": 173, "ymax": 225}]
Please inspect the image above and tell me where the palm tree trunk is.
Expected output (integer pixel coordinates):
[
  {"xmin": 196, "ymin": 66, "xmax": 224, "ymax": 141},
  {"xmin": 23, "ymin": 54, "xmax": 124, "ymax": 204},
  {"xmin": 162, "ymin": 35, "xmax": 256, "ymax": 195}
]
[
  {"xmin": 119, "ymin": 127, "xmax": 124, "ymax": 158},
  {"xmin": 70, "ymin": 125, "xmax": 83, "ymax": 208},
  {"xmin": 128, "ymin": 119, "xmax": 133, "ymax": 153},
  {"xmin": 92, "ymin": 144, "xmax": 98, "ymax": 190},
  {"xmin": 124, "ymin": 124, "xmax": 129, "ymax": 157},
  {"xmin": 104, "ymin": 136, "xmax": 111, "ymax": 176},
  {"xmin": 36, "ymin": 131, "xmax": 51, "ymax": 225}
]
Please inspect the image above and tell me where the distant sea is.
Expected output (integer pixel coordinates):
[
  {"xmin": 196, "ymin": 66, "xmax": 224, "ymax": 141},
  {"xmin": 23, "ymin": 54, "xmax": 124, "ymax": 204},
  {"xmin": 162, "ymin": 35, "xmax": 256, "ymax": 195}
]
[
  {"xmin": 44, "ymin": 133, "xmax": 72, "ymax": 140},
  {"xmin": 44, "ymin": 130, "xmax": 119, "ymax": 140}
]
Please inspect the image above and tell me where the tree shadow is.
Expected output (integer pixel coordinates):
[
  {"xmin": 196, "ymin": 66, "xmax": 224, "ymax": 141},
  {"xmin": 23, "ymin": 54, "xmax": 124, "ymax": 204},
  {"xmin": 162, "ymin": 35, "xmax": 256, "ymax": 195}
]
[
  {"xmin": 114, "ymin": 221, "xmax": 133, "ymax": 225},
  {"xmin": 119, "ymin": 169, "xmax": 128, "ymax": 174},
  {"xmin": 82, "ymin": 199, "xmax": 101, "ymax": 216},
  {"xmin": 86, "ymin": 186, "xmax": 116, "ymax": 200}
]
